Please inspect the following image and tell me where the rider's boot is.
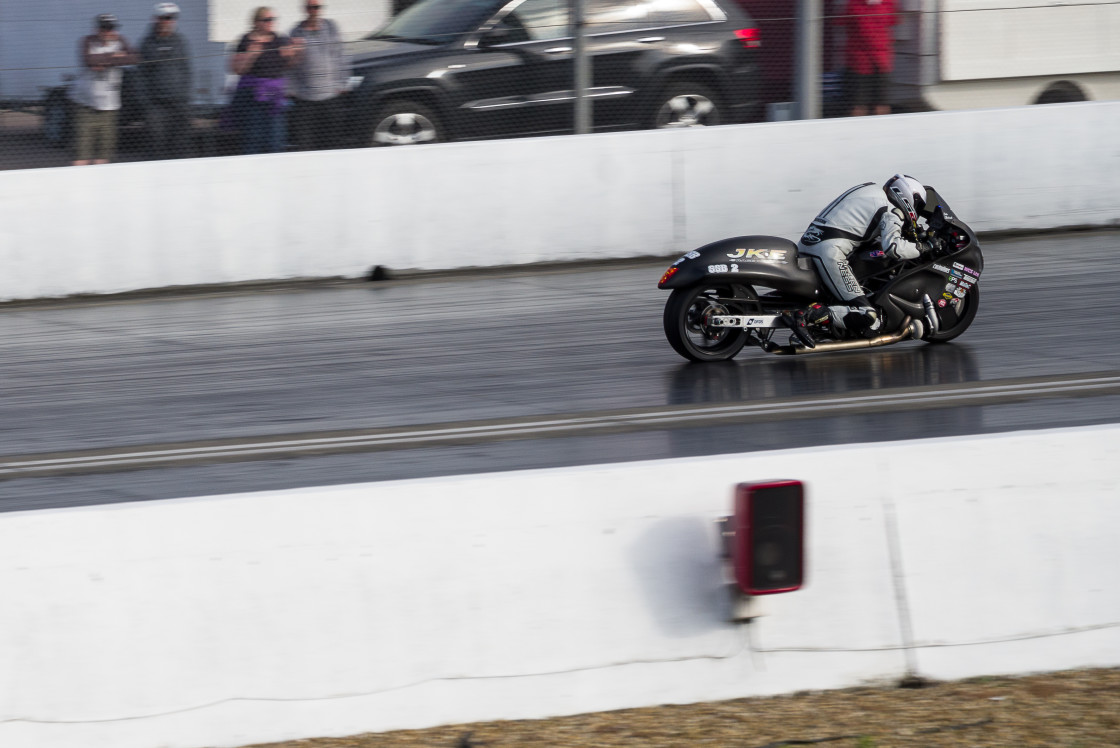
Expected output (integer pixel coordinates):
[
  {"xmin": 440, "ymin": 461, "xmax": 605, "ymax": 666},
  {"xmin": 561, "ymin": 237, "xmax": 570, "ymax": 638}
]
[
  {"xmin": 781, "ymin": 302, "xmax": 829, "ymax": 349},
  {"xmin": 828, "ymin": 295, "xmax": 881, "ymax": 338}
]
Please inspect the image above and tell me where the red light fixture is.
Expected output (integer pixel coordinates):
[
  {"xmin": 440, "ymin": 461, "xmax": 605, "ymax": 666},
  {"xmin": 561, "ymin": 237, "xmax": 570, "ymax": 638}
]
[
  {"xmin": 731, "ymin": 480, "xmax": 805, "ymax": 595},
  {"xmin": 735, "ymin": 28, "xmax": 761, "ymax": 48},
  {"xmin": 658, "ymin": 266, "xmax": 679, "ymax": 287}
]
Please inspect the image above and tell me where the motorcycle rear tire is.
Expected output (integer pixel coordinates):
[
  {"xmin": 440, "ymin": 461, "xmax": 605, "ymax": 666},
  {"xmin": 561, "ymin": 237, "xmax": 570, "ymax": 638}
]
[
  {"xmin": 927, "ymin": 285, "xmax": 980, "ymax": 343},
  {"xmin": 663, "ymin": 283, "xmax": 757, "ymax": 362}
]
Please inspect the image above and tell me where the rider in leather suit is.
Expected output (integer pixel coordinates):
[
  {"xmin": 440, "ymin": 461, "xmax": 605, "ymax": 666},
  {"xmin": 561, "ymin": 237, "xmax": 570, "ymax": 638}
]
[{"xmin": 782, "ymin": 174, "xmax": 927, "ymax": 348}]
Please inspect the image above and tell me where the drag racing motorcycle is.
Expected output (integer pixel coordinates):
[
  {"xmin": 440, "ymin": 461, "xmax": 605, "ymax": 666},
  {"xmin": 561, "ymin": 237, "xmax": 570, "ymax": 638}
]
[{"xmin": 658, "ymin": 188, "xmax": 983, "ymax": 361}]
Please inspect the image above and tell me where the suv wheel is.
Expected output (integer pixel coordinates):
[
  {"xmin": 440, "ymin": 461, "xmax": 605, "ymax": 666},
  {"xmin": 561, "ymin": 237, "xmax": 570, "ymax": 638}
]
[
  {"xmin": 652, "ymin": 82, "xmax": 722, "ymax": 129},
  {"xmin": 370, "ymin": 99, "xmax": 443, "ymax": 146}
]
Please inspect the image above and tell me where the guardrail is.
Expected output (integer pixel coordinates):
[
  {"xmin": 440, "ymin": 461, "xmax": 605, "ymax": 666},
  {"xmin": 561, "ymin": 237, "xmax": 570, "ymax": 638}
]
[
  {"xmin": 2, "ymin": 424, "xmax": 1119, "ymax": 748},
  {"xmin": 0, "ymin": 101, "xmax": 1117, "ymax": 302}
]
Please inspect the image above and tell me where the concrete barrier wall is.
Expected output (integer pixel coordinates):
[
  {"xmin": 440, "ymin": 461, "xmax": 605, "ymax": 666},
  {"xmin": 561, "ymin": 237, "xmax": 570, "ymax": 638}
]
[
  {"xmin": 2, "ymin": 424, "xmax": 1119, "ymax": 748},
  {"xmin": 1, "ymin": 101, "xmax": 1118, "ymax": 301}
]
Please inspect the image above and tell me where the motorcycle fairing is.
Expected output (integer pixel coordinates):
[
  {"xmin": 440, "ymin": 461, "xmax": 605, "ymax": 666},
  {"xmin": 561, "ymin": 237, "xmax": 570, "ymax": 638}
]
[
  {"xmin": 872, "ymin": 242, "xmax": 983, "ymax": 333},
  {"xmin": 854, "ymin": 191, "xmax": 983, "ymax": 334},
  {"xmin": 658, "ymin": 235, "xmax": 824, "ymax": 299}
]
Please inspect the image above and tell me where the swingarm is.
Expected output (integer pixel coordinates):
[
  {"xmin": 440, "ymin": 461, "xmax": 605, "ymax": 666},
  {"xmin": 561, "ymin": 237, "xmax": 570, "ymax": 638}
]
[{"xmin": 705, "ymin": 314, "xmax": 783, "ymax": 330}]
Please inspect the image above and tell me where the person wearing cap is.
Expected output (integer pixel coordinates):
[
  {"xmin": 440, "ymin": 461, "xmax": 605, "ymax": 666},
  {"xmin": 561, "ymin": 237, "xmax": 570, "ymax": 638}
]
[
  {"xmin": 288, "ymin": 1, "xmax": 347, "ymax": 151},
  {"xmin": 71, "ymin": 13, "xmax": 140, "ymax": 165},
  {"xmin": 141, "ymin": 2, "xmax": 192, "ymax": 160},
  {"xmin": 230, "ymin": 7, "xmax": 299, "ymax": 154}
]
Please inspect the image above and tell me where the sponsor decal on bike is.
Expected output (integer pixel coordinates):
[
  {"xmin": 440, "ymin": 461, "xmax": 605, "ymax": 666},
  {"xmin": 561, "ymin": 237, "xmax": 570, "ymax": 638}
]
[
  {"xmin": 932, "ymin": 263, "xmax": 951, "ymax": 274},
  {"xmin": 953, "ymin": 287, "xmax": 967, "ymax": 298},
  {"xmin": 938, "ymin": 299, "xmax": 947, "ymax": 308},
  {"xmin": 800, "ymin": 225, "xmax": 824, "ymax": 244},
  {"xmin": 726, "ymin": 248, "xmax": 789, "ymax": 263},
  {"xmin": 838, "ymin": 263, "xmax": 862, "ymax": 295},
  {"xmin": 671, "ymin": 250, "xmax": 702, "ymax": 266},
  {"xmin": 949, "ymin": 268, "xmax": 964, "ymax": 278},
  {"xmin": 942, "ymin": 291, "xmax": 955, "ymax": 301},
  {"xmin": 952, "ymin": 262, "xmax": 980, "ymax": 278},
  {"xmin": 708, "ymin": 264, "xmax": 729, "ymax": 274}
]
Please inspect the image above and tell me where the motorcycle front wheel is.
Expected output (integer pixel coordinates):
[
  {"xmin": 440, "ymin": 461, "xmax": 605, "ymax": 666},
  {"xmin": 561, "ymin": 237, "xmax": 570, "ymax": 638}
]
[
  {"xmin": 927, "ymin": 285, "xmax": 980, "ymax": 343},
  {"xmin": 663, "ymin": 283, "xmax": 760, "ymax": 362}
]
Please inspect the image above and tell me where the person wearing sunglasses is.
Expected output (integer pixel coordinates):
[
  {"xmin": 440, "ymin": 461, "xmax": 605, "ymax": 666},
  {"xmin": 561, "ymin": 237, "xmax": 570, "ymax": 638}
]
[
  {"xmin": 71, "ymin": 13, "xmax": 140, "ymax": 165},
  {"xmin": 140, "ymin": 3, "xmax": 192, "ymax": 160},
  {"xmin": 288, "ymin": 2, "xmax": 347, "ymax": 151},
  {"xmin": 230, "ymin": 6, "xmax": 299, "ymax": 153}
]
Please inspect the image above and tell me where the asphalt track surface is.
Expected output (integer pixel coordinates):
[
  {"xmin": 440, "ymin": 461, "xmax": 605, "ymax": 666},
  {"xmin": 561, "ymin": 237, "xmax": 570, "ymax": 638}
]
[{"xmin": 2, "ymin": 230, "xmax": 1119, "ymax": 512}]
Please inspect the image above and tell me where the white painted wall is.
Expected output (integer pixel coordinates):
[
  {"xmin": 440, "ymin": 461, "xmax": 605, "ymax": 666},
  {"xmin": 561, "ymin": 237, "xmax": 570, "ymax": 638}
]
[
  {"xmin": 1, "ymin": 101, "xmax": 1118, "ymax": 302},
  {"xmin": 0, "ymin": 0, "xmax": 229, "ymax": 104},
  {"xmin": 2, "ymin": 424, "xmax": 1119, "ymax": 748},
  {"xmin": 0, "ymin": 0, "xmax": 388, "ymax": 104}
]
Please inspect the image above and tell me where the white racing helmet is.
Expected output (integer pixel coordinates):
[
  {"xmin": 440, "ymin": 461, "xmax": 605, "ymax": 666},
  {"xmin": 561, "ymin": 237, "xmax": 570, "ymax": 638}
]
[
  {"xmin": 154, "ymin": 2, "xmax": 180, "ymax": 17},
  {"xmin": 884, "ymin": 174, "xmax": 927, "ymax": 224}
]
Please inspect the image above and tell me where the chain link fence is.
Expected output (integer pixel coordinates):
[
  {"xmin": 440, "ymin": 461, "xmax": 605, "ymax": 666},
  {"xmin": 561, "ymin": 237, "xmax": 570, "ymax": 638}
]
[{"xmin": 0, "ymin": 0, "xmax": 1115, "ymax": 171}]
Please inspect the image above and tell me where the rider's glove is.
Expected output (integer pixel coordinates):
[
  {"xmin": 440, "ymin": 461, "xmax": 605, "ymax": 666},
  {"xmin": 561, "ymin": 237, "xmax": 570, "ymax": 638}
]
[{"xmin": 889, "ymin": 239, "xmax": 922, "ymax": 262}]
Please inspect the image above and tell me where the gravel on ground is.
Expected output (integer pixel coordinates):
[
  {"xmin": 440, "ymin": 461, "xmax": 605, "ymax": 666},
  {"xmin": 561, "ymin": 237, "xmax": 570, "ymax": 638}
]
[{"xmin": 243, "ymin": 667, "xmax": 1120, "ymax": 748}]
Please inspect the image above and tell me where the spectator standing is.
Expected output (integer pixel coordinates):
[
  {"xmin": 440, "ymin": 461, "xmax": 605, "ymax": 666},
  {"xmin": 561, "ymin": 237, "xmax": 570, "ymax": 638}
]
[
  {"xmin": 289, "ymin": 2, "xmax": 348, "ymax": 151},
  {"xmin": 230, "ymin": 7, "xmax": 298, "ymax": 154},
  {"xmin": 71, "ymin": 14, "xmax": 139, "ymax": 165},
  {"xmin": 839, "ymin": 0, "xmax": 899, "ymax": 116},
  {"xmin": 140, "ymin": 3, "xmax": 192, "ymax": 160}
]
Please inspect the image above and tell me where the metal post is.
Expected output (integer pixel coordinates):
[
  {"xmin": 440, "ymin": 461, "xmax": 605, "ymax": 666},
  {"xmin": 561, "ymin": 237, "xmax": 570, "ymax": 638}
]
[
  {"xmin": 795, "ymin": 0, "xmax": 822, "ymax": 120},
  {"xmin": 572, "ymin": 0, "xmax": 591, "ymax": 134}
]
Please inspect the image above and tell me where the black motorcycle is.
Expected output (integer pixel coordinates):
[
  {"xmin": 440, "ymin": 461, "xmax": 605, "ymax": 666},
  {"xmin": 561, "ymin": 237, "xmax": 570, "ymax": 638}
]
[{"xmin": 658, "ymin": 187, "xmax": 983, "ymax": 361}]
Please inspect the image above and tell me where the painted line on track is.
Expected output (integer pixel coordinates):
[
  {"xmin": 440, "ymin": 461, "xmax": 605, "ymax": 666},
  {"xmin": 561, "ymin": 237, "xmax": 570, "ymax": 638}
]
[{"xmin": 3, "ymin": 372, "xmax": 1120, "ymax": 478}]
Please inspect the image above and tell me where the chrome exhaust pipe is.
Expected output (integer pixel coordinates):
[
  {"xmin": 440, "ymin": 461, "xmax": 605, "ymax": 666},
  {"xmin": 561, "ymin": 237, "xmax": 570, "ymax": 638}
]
[
  {"xmin": 769, "ymin": 317, "xmax": 915, "ymax": 355},
  {"xmin": 921, "ymin": 294, "xmax": 940, "ymax": 338}
]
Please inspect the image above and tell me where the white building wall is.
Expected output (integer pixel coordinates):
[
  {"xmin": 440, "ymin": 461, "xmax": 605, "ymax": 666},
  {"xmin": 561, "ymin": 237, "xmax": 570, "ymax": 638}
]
[{"xmin": 209, "ymin": 0, "xmax": 391, "ymax": 42}]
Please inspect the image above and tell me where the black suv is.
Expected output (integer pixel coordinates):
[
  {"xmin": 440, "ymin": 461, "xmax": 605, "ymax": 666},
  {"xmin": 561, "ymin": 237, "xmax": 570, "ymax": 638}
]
[{"xmin": 344, "ymin": 0, "xmax": 761, "ymax": 146}]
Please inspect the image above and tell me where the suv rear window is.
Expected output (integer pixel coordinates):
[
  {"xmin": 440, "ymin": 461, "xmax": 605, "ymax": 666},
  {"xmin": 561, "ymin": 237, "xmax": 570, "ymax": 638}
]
[
  {"xmin": 368, "ymin": 0, "xmax": 500, "ymax": 43},
  {"xmin": 650, "ymin": 0, "xmax": 716, "ymax": 25},
  {"xmin": 586, "ymin": 0, "xmax": 714, "ymax": 33},
  {"xmin": 503, "ymin": 0, "xmax": 572, "ymax": 41},
  {"xmin": 586, "ymin": 0, "xmax": 653, "ymax": 32}
]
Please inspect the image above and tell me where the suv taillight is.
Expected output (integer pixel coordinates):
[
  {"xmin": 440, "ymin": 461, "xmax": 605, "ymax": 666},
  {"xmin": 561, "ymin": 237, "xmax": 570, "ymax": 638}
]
[{"xmin": 735, "ymin": 28, "xmax": 760, "ymax": 48}]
